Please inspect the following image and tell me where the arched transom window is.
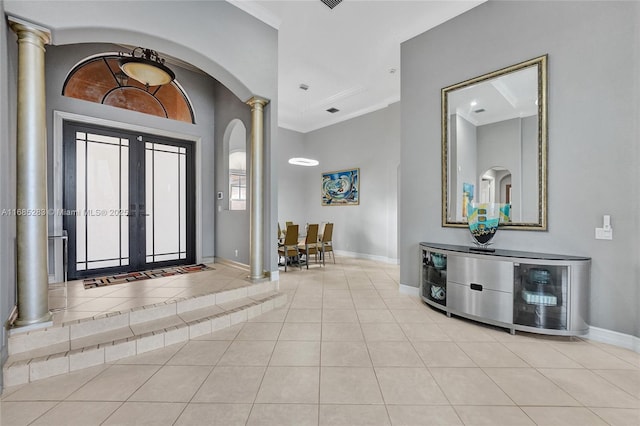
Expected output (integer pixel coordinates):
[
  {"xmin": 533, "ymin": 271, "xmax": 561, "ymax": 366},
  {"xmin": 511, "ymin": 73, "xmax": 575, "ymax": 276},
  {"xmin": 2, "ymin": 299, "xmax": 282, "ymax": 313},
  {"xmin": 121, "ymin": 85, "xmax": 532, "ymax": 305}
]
[{"xmin": 63, "ymin": 54, "xmax": 195, "ymax": 123}]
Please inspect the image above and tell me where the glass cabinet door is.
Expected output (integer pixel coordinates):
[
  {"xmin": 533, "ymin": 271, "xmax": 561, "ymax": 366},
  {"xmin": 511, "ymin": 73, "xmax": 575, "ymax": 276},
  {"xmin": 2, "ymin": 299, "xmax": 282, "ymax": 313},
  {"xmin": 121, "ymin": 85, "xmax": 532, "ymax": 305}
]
[
  {"xmin": 421, "ymin": 249, "xmax": 448, "ymax": 306},
  {"xmin": 513, "ymin": 263, "xmax": 568, "ymax": 330}
]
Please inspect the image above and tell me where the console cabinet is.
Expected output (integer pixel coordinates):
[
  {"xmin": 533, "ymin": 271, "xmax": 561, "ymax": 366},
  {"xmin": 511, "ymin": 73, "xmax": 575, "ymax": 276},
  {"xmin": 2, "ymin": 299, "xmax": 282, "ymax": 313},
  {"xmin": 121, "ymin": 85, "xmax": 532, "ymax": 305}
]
[{"xmin": 419, "ymin": 242, "xmax": 590, "ymax": 335}]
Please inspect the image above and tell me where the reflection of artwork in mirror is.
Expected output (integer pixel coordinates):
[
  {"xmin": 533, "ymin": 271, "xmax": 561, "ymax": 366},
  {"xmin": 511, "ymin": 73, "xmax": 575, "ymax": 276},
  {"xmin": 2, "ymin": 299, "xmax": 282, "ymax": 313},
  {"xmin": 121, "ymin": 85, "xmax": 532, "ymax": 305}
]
[{"xmin": 442, "ymin": 55, "xmax": 547, "ymax": 230}]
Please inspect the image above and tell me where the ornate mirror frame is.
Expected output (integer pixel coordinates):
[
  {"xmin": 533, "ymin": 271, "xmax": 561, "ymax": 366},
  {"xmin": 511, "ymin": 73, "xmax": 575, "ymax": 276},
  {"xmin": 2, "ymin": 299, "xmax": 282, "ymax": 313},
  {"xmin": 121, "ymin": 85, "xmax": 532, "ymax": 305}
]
[{"xmin": 441, "ymin": 55, "xmax": 547, "ymax": 230}]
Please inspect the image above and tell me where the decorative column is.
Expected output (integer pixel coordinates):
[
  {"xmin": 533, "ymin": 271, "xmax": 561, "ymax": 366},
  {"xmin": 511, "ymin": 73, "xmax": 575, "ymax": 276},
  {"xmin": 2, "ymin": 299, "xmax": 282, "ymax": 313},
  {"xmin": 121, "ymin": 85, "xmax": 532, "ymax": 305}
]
[
  {"xmin": 9, "ymin": 18, "xmax": 52, "ymax": 326},
  {"xmin": 246, "ymin": 96, "xmax": 269, "ymax": 281}
]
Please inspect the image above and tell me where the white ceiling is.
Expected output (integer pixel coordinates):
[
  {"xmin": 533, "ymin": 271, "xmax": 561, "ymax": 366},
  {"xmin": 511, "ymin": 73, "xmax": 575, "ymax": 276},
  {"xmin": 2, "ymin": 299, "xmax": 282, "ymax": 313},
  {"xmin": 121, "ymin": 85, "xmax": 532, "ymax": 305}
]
[{"xmin": 229, "ymin": 0, "xmax": 485, "ymax": 133}]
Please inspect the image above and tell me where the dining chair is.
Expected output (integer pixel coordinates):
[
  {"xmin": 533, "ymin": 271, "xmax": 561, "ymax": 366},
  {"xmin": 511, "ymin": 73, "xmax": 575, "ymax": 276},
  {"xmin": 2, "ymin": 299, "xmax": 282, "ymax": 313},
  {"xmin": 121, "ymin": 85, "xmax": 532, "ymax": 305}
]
[
  {"xmin": 278, "ymin": 224, "xmax": 301, "ymax": 271},
  {"xmin": 320, "ymin": 222, "xmax": 335, "ymax": 265},
  {"xmin": 298, "ymin": 223, "xmax": 319, "ymax": 269}
]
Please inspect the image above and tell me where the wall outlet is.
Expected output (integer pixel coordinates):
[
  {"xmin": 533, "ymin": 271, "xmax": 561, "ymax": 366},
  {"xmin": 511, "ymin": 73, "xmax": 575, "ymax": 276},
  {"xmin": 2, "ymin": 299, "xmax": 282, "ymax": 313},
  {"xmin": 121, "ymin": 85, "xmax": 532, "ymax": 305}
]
[{"xmin": 595, "ymin": 228, "xmax": 613, "ymax": 240}]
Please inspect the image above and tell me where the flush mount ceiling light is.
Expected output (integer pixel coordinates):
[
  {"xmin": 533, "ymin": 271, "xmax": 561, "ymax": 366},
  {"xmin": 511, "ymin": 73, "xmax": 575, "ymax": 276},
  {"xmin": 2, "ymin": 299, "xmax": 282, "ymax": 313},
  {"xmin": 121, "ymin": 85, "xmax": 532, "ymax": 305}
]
[
  {"xmin": 321, "ymin": 0, "xmax": 342, "ymax": 9},
  {"xmin": 288, "ymin": 157, "xmax": 319, "ymax": 167},
  {"xmin": 119, "ymin": 47, "xmax": 175, "ymax": 88}
]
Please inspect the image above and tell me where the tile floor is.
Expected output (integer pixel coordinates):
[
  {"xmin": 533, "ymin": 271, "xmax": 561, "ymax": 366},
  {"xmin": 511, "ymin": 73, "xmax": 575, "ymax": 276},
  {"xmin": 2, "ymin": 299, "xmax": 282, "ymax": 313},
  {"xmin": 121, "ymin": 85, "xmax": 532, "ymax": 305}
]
[{"xmin": 2, "ymin": 258, "xmax": 639, "ymax": 425}]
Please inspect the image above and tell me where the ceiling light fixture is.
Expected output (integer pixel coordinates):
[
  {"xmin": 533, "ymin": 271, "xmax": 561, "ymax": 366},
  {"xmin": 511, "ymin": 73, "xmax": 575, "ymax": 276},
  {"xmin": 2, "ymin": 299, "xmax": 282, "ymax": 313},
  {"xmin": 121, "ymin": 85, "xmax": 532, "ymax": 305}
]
[
  {"xmin": 288, "ymin": 157, "xmax": 319, "ymax": 167},
  {"xmin": 320, "ymin": 0, "xmax": 342, "ymax": 9},
  {"xmin": 119, "ymin": 47, "xmax": 175, "ymax": 88},
  {"xmin": 326, "ymin": 107, "xmax": 340, "ymax": 113},
  {"xmin": 299, "ymin": 83, "xmax": 309, "ymax": 91}
]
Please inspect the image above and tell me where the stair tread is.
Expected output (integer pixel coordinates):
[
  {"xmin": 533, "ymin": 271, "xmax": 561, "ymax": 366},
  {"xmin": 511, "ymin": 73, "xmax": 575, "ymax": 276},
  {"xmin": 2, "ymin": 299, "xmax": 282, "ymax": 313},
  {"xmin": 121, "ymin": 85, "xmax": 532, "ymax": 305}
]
[{"xmin": 5, "ymin": 289, "xmax": 282, "ymax": 367}]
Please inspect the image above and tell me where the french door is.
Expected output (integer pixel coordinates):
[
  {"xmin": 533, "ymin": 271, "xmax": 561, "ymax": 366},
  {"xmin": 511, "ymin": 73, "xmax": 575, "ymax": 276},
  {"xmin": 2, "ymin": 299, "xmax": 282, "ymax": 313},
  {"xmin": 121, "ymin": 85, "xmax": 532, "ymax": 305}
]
[{"xmin": 63, "ymin": 121, "xmax": 195, "ymax": 279}]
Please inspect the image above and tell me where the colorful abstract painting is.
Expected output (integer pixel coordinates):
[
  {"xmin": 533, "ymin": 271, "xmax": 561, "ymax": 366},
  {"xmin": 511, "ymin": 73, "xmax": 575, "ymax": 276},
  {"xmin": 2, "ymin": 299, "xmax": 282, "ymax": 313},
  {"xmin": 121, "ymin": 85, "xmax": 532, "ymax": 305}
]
[{"xmin": 322, "ymin": 168, "xmax": 359, "ymax": 206}]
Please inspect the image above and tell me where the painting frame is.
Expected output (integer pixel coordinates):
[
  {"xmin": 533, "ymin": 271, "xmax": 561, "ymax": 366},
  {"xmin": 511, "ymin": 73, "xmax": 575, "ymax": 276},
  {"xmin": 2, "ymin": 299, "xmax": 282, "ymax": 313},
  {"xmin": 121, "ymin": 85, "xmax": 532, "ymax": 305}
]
[{"xmin": 321, "ymin": 168, "xmax": 360, "ymax": 206}]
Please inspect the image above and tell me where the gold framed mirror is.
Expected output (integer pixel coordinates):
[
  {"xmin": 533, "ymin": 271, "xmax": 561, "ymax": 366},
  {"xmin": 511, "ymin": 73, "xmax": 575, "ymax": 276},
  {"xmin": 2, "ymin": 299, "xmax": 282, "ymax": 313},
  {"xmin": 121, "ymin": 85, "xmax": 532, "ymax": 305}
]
[{"xmin": 442, "ymin": 55, "xmax": 547, "ymax": 230}]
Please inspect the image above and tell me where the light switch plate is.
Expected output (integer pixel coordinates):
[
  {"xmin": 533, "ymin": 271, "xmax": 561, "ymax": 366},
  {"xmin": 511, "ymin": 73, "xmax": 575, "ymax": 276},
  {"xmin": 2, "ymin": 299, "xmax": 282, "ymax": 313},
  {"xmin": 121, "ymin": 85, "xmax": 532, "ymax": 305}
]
[{"xmin": 595, "ymin": 228, "xmax": 613, "ymax": 240}]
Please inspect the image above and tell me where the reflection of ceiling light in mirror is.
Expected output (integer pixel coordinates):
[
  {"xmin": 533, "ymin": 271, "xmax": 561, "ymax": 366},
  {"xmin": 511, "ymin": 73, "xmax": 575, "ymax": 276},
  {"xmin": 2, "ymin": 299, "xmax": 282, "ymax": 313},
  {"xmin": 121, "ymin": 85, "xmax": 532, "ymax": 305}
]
[{"xmin": 288, "ymin": 157, "xmax": 319, "ymax": 166}]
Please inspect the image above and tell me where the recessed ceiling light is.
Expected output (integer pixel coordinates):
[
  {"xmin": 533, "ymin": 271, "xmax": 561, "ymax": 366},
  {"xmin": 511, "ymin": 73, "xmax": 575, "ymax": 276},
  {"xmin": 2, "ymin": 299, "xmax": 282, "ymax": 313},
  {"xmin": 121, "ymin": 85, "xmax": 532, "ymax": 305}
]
[
  {"xmin": 288, "ymin": 157, "xmax": 319, "ymax": 167},
  {"xmin": 389, "ymin": 68, "xmax": 397, "ymax": 74},
  {"xmin": 326, "ymin": 107, "xmax": 339, "ymax": 113},
  {"xmin": 299, "ymin": 83, "xmax": 309, "ymax": 91}
]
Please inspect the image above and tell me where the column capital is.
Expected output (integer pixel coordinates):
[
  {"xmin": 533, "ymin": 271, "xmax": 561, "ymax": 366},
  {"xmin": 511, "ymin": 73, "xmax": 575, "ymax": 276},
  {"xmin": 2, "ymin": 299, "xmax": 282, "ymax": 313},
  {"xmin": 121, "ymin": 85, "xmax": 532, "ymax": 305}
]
[
  {"xmin": 8, "ymin": 16, "xmax": 51, "ymax": 45},
  {"xmin": 246, "ymin": 96, "xmax": 270, "ymax": 109}
]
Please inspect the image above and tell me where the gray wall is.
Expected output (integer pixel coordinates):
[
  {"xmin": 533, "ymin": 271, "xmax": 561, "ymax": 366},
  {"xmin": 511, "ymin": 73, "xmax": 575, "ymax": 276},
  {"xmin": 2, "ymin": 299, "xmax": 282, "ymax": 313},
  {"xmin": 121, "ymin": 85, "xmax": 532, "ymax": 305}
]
[
  {"xmin": 401, "ymin": 1, "xmax": 639, "ymax": 336},
  {"xmin": 0, "ymin": 0, "xmax": 18, "ymax": 390},
  {"xmin": 278, "ymin": 103, "xmax": 400, "ymax": 262},
  {"xmin": 214, "ymin": 81, "xmax": 251, "ymax": 264}
]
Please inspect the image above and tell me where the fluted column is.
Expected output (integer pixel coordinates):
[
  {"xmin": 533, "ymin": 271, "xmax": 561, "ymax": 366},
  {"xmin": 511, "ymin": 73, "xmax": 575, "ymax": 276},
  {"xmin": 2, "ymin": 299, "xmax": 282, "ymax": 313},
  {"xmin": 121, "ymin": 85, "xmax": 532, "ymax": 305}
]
[
  {"xmin": 246, "ymin": 97, "xmax": 269, "ymax": 281},
  {"xmin": 9, "ymin": 18, "xmax": 52, "ymax": 326}
]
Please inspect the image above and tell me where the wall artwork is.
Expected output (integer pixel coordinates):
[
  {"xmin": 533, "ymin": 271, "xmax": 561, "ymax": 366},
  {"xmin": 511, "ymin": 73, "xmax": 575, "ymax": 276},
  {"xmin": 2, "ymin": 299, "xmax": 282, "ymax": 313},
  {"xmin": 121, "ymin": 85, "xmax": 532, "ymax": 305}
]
[{"xmin": 322, "ymin": 168, "xmax": 359, "ymax": 206}]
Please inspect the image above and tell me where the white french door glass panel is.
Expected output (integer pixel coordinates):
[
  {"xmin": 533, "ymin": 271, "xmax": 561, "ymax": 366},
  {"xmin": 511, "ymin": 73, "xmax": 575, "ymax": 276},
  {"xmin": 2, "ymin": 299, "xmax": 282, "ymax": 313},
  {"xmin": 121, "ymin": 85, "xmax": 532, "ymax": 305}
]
[
  {"xmin": 75, "ymin": 132, "xmax": 129, "ymax": 271},
  {"xmin": 146, "ymin": 142, "xmax": 187, "ymax": 263}
]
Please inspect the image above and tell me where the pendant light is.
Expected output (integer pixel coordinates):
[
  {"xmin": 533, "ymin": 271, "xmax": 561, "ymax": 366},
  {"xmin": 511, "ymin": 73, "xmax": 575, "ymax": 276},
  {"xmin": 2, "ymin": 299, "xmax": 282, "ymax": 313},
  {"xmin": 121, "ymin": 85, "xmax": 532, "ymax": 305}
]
[{"xmin": 119, "ymin": 47, "xmax": 175, "ymax": 88}]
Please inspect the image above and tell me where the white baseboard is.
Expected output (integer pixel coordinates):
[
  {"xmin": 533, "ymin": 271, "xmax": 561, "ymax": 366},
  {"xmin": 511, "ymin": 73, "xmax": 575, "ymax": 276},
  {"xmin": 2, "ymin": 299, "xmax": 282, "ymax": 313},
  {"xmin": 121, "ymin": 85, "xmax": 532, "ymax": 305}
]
[
  {"xmin": 586, "ymin": 326, "xmax": 640, "ymax": 353},
  {"xmin": 268, "ymin": 270, "xmax": 279, "ymax": 282},
  {"xmin": 399, "ymin": 283, "xmax": 420, "ymax": 296},
  {"xmin": 200, "ymin": 257, "xmax": 214, "ymax": 265},
  {"xmin": 334, "ymin": 250, "xmax": 399, "ymax": 265}
]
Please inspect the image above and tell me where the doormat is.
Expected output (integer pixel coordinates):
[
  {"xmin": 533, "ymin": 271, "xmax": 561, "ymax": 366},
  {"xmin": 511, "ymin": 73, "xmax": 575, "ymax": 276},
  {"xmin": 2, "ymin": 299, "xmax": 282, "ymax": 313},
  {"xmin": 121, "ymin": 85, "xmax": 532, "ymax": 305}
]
[{"xmin": 83, "ymin": 264, "xmax": 213, "ymax": 289}]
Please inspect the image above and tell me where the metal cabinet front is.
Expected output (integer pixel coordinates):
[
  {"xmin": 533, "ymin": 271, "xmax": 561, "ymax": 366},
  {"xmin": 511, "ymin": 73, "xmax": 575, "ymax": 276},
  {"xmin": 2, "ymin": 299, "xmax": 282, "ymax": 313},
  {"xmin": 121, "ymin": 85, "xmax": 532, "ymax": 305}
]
[
  {"xmin": 447, "ymin": 255, "xmax": 513, "ymax": 292},
  {"xmin": 447, "ymin": 281, "xmax": 513, "ymax": 324}
]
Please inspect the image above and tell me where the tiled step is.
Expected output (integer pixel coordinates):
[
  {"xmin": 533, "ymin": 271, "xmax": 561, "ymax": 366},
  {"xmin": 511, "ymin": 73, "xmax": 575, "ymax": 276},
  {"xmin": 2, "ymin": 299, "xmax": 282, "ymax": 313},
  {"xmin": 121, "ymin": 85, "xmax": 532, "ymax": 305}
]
[{"xmin": 3, "ymin": 282, "xmax": 286, "ymax": 387}]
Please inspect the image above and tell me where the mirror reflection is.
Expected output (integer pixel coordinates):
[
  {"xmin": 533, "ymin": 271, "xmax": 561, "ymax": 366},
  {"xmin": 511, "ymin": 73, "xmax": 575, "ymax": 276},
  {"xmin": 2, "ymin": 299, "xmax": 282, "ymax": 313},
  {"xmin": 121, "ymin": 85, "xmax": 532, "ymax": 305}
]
[{"xmin": 442, "ymin": 55, "xmax": 547, "ymax": 229}]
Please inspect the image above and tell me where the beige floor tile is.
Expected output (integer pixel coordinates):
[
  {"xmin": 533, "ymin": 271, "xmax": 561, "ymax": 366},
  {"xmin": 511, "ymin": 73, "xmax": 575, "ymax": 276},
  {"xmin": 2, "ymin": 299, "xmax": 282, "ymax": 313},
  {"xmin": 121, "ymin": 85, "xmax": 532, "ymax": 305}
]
[
  {"xmin": 367, "ymin": 341, "xmax": 424, "ymax": 367},
  {"xmin": 550, "ymin": 341, "xmax": 639, "ymax": 369},
  {"xmin": 391, "ymin": 309, "xmax": 435, "ymax": 323},
  {"xmin": 286, "ymin": 309, "xmax": 322, "ymax": 323},
  {"xmin": 192, "ymin": 366, "xmax": 266, "ymax": 403},
  {"xmin": 387, "ymin": 405, "xmax": 463, "ymax": 425},
  {"xmin": 319, "ymin": 404, "xmax": 390, "ymax": 425},
  {"xmin": 278, "ymin": 322, "xmax": 322, "ymax": 341},
  {"xmin": 129, "ymin": 365, "xmax": 212, "ymax": 402},
  {"xmin": 67, "ymin": 364, "xmax": 160, "ymax": 401},
  {"xmin": 217, "ymin": 340, "xmax": 276, "ymax": 366},
  {"xmin": 522, "ymin": 406, "xmax": 608, "ymax": 425},
  {"xmin": 454, "ymin": 406, "xmax": 536, "ymax": 425},
  {"xmin": 376, "ymin": 367, "xmax": 448, "ymax": 405},
  {"xmin": 400, "ymin": 323, "xmax": 451, "ymax": 342},
  {"xmin": 290, "ymin": 296, "xmax": 323, "ymax": 309},
  {"xmin": 322, "ymin": 297, "xmax": 355, "ymax": 309},
  {"xmin": 102, "ymin": 401, "xmax": 186, "ymax": 426},
  {"xmin": 0, "ymin": 401, "xmax": 57, "ymax": 426},
  {"xmin": 353, "ymin": 297, "xmax": 387, "ymax": 310},
  {"xmin": 2, "ymin": 364, "xmax": 108, "ymax": 401},
  {"xmin": 484, "ymin": 368, "xmax": 580, "ymax": 406},
  {"xmin": 255, "ymin": 366, "xmax": 320, "ymax": 403},
  {"xmin": 167, "ymin": 340, "xmax": 231, "ymax": 366},
  {"xmin": 356, "ymin": 309, "xmax": 396, "ymax": 323},
  {"xmin": 361, "ymin": 323, "xmax": 407, "ymax": 341},
  {"xmin": 413, "ymin": 342, "xmax": 476, "ymax": 367},
  {"xmin": 116, "ymin": 342, "xmax": 185, "ymax": 365},
  {"xmin": 593, "ymin": 369, "xmax": 640, "ymax": 398},
  {"xmin": 590, "ymin": 341, "xmax": 640, "ymax": 368},
  {"xmin": 30, "ymin": 401, "xmax": 121, "ymax": 425},
  {"xmin": 321, "ymin": 341, "xmax": 372, "ymax": 367},
  {"xmin": 322, "ymin": 308, "xmax": 359, "ymax": 323},
  {"xmin": 322, "ymin": 322, "xmax": 364, "ymax": 341},
  {"xmin": 320, "ymin": 367, "xmax": 384, "ymax": 404},
  {"xmin": 382, "ymin": 297, "xmax": 422, "ymax": 310},
  {"xmin": 235, "ymin": 322, "xmax": 283, "ymax": 340},
  {"xmin": 502, "ymin": 341, "xmax": 583, "ymax": 368},
  {"xmin": 539, "ymin": 368, "xmax": 640, "ymax": 408},
  {"xmin": 457, "ymin": 342, "xmax": 528, "ymax": 367},
  {"xmin": 269, "ymin": 341, "xmax": 321, "ymax": 366},
  {"xmin": 430, "ymin": 367, "xmax": 514, "ymax": 405},
  {"xmin": 247, "ymin": 404, "xmax": 318, "ymax": 426},
  {"xmin": 589, "ymin": 407, "xmax": 640, "ymax": 426},
  {"xmin": 174, "ymin": 403, "xmax": 251, "ymax": 426}
]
